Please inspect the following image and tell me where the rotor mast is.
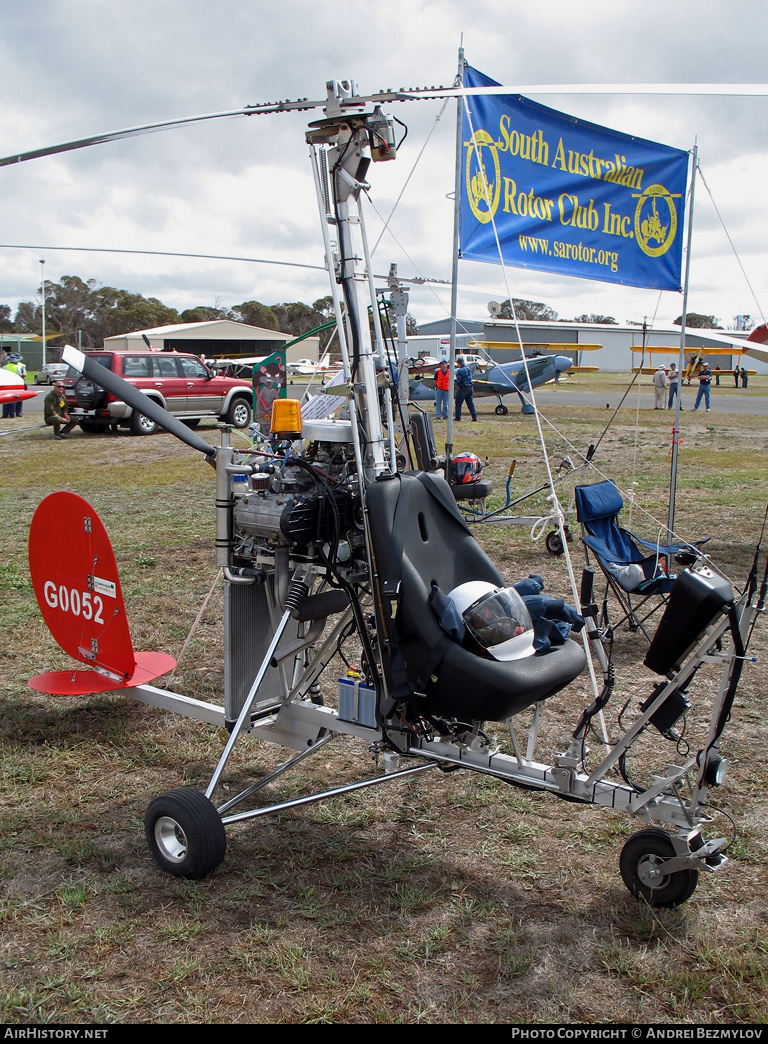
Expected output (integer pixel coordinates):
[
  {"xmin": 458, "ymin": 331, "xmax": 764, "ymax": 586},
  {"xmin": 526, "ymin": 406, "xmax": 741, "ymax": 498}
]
[{"xmin": 308, "ymin": 79, "xmax": 399, "ymax": 483}]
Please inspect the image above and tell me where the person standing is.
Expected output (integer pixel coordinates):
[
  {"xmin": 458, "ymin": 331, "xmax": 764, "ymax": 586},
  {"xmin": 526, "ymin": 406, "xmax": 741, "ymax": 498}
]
[
  {"xmin": 454, "ymin": 356, "xmax": 477, "ymax": 422},
  {"xmin": 43, "ymin": 379, "xmax": 77, "ymax": 439},
  {"xmin": 652, "ymin": 363, "xmax": 667, "ymax": 409},
  {"xmin": 734, "ymin": 366, "xmax": 740, "ymax": 388},
  {"xmin": 1, "ymin": 357, "xmax": 14, "ymax": 419},
  {"xmin": 434, "ymin": 358, "xmax": 450, "ymax": 420},
  {"xmin": 667, "ymin": 363, "xmax": 680, "ymax": 409},
  {"xmin": 741, "ymin": 366, "xmax": 749, "ymax": 388},
  {"xmin": 5, "ymin": 356, "xmax": 25, "ymax": 417},
  {"xmin": 693, "ymin": 362, "xmax": 712, "ymax": 411}
]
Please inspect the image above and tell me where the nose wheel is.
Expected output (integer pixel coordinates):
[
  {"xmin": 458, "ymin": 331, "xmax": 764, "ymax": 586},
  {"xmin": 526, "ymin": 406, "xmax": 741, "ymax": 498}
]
[
  {"xmin": 145, "ymin": 787, "xmax": 227, "ymax": 879},
  {"xmin": 619, "ymin": 829, "xmax": 699, "ymax": 907}
]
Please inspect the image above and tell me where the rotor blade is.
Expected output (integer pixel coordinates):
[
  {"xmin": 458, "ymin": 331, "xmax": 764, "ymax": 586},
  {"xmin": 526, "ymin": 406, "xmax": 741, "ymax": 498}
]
[
  {"xmin": 6, "ymin": 81, "xmax": 767, "ymax": 170},
  {"xmin": 407, "ymin": 83, "xmax": 768, "ymax": 99},
  {"xmin": 62, "ymin": 345, "xmax": 217, "ymax": 460},
  {"xmin": 0, "ymin": 99, "xmax": 325, "ymax": 168}
]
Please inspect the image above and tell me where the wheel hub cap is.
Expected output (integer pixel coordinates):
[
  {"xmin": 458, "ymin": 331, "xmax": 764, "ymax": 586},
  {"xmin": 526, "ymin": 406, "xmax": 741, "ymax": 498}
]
[{"xmin": 155, "ymin": 816, "xmax": 188, "ymax": 863}]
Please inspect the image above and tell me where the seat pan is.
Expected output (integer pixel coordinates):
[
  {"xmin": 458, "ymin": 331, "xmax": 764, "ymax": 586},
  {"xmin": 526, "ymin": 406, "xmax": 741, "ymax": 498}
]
[{"xmin": 409, "ymin": 634, "xmax": 586, "ymax": 720}]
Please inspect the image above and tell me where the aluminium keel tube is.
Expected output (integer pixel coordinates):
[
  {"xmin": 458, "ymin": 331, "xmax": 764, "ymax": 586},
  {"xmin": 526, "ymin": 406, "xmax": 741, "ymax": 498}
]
[
  {"xmin": 220, "ymin": 761, "xmax": 437, "ymax": 826},
  {"xmin": 216, "ymin": 731, "xmax": 335, "ymax": 815}
]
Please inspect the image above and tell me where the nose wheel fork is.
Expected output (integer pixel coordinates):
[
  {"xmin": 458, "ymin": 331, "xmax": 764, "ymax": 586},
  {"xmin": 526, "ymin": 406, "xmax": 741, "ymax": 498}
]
[{"xmin": 619, "ymin": 828, "xmax": 699, "ymax": 907}]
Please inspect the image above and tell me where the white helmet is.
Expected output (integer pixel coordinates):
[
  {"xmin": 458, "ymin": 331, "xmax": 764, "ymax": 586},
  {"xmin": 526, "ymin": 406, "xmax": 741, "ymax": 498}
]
[{"xmin": 449, "ymin": 581, "xmax": 535, "ymax": 661}]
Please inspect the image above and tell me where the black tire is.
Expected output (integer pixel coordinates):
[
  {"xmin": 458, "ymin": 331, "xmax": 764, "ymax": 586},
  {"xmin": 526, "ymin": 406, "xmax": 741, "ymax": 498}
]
[
  {"xmin": 226, "ymin": 396, "xmax": 252, "ymax": 429},
  {"xmin": 545, "ymin": 529, "xmax": 564, "ymax": 556},
  {"xmin": 619, "ymin": 829, "xmax": 699, "ymax": 907},
  {"xmin": 78, "ymin": 420, "xmax": 105, "ymax": 434},
  {"xmin": 145, "ymin": 787, "xmax": 226, "ymax": 880},
  {"xmin": 130, "ymin": 407, "xmax": 159, "ymax": 436},
  {"xmin": 74, "ymin": 376, "xmax": 107, "ymax": 410},
  {"xmin": 495, "ymin": 404, "xmax": 509, "ymax": 416}
]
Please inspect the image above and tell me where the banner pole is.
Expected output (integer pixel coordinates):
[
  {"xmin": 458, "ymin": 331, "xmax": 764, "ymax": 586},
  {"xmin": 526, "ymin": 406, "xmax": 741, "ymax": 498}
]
[
  {"xmin": 668, "ymin": 141, "xmax": 698, "ymax": 545},
  {"xmin": 447, "ymin": 42, "xmax": 465, "ymax": 459}
]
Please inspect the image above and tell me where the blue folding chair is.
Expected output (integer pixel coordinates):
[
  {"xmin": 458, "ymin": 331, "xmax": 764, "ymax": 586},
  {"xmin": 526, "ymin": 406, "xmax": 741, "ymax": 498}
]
[{"xmin": 574, "ymin": 481, "xmax": 702, "ymax": 640}]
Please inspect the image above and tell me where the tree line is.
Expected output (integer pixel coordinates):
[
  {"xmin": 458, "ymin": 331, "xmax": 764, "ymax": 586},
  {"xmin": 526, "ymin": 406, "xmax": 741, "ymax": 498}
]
[{"xmin": 0, "ymin": 275, "xmax": 341, "ymax": 349}]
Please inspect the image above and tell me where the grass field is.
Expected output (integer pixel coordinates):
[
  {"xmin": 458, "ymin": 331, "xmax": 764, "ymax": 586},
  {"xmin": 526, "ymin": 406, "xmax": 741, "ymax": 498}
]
[{"xmin": 1, "ymin": 386, "xmax": 767, "ymax": 1025}]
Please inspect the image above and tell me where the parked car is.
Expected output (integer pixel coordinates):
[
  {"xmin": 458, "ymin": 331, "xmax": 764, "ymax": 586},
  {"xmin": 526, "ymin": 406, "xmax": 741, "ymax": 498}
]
[
  {"xmin": 62, "ymin": 350, "xmax": 254, "ymax": 435},
  {"xmin": 34, "ymin": 362, "xmax": 69, "ymax": 385},
  {"xmin": 458, "ymin": 353, "xmax": 488, "ymax": 371}
]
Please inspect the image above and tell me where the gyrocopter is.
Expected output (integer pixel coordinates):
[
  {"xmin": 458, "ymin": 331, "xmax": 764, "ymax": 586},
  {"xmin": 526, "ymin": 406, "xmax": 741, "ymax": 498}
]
[{"xmin": 18, "ymin": 76, "xmax": 764, "ymax": 907}]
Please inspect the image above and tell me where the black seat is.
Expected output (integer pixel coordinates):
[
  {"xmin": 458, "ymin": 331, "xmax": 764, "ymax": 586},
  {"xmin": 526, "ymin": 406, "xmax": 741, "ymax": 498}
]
[{"xmin": 366, "ymin": 471, "xmax": 586, "ymax": 721}]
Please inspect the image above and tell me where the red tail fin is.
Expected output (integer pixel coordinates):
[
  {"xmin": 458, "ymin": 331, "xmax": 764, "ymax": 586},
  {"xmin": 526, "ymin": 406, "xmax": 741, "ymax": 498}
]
[{"xmin": 28, "ymin": 492, "xmax": 175, "ymax": 694}]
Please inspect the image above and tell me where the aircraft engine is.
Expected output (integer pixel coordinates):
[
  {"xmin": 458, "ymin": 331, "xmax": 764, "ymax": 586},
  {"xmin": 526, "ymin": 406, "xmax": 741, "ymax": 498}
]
[{"xmin": 231, "ymin": 422, "xmax": 362, "ymax": 562}]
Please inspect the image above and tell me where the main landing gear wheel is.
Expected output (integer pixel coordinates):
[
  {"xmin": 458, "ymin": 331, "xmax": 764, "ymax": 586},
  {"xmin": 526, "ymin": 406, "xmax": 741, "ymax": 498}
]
[
  {"xmin": 619, "ymin": 828, "xmax": 699, "ymax": 908},
  {"xmin": 495, "ymin": 404, "xmax": 509, "ymax": 416},
  {"xmin": 145, "ymin": 787, "xmax": 226, "ymax": 879}
]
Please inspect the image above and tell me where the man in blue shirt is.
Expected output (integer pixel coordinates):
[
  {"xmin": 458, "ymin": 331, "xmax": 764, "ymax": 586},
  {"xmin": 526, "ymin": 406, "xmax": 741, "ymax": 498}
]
[{"xmin": 454, "ymin": 356, "xmax": 478, "ymax": 422}]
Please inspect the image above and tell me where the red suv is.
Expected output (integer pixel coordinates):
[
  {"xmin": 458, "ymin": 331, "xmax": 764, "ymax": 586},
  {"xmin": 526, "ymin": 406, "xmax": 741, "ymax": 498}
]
[{"xmin": 63, "ymin": 351, "xmax": 254, "ymax": 435}]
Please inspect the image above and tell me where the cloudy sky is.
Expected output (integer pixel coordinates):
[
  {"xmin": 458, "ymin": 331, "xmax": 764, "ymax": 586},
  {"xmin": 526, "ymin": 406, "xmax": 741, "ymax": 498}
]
[{"xmin": 1, "ymin": 0, "xmax": 767, "ymax": 335}]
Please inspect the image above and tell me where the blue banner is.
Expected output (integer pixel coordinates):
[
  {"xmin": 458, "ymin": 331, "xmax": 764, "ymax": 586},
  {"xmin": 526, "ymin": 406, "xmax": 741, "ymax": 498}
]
[{"xmin": 459, "ymin": 67, "xmax": 690, "ymax": 291}]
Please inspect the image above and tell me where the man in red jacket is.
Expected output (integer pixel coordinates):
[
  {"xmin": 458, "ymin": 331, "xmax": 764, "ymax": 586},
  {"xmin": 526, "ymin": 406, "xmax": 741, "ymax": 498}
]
[{"xmin": 434, "ymin": 358, "xmax": 450, "ymax": 419}]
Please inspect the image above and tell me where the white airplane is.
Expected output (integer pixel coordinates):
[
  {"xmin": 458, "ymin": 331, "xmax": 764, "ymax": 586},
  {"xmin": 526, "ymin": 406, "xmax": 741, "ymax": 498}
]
[{"xmin": 287, "ymin": 353, "xmax": 340, "ymax": 376}]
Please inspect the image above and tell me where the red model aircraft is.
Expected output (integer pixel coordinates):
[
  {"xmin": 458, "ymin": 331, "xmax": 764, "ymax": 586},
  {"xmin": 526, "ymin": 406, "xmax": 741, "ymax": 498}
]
[{"xmin": 0, "ymin": 368, "xmax": 37, "ymax": 407}]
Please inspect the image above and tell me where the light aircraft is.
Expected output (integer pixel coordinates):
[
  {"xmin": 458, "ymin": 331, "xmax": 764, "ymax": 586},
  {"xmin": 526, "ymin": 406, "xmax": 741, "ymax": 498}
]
[
  {"xmin": 11, "ymin": 76, "xmax": 762, "ymax": 909},
  {"xmin": 287, "ymin": 357, "xmax": 323, "ymax": 376},
  {"xmin": 286, "ymin": 353, "xmax": 341, "ymax": 377},
  {"xmin": 410, "ymin": 350, "xmax": 573, "ymax": 413}
]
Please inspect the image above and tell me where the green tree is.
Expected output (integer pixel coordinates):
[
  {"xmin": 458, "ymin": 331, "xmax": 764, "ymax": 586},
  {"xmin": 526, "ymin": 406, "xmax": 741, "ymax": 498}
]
[
  {"xmin": 312, "ymin": 296, "xmax": 335, "ymax": 320},
  {"xmin": 674, "ymin": 313, "xmax": 722, "ymax": 329},
  {"xmin": 0, "ymin": 304, "xmax": 14, "ymax": 332},
  {"xmin": 44, "ymin": 275, "xmax": 99, "ymax": 344},
  {"xmin": 93, "ymin": 288, "xmax": 181, "ymax": 340},
  {"xmin": 13, "ymin": 300, "xmax": 40, "ymax": 334},
  {"xmin": 499, "ymin": 299, "xmax": 558, "ymax": 321},
  {"xmin": 180, "ymin": 305, "xmax": 231, "ymax": 323},
  {"xmin": 270, "ymin": 300, "xmax": 338, "ymax": 351},
  {"xmin": 573, "ymin": 313, "xmax": 618, "ymax": 324},
  {"xmin": 232, "ymin": 301, "xmax": 280, "ymax": 330}
]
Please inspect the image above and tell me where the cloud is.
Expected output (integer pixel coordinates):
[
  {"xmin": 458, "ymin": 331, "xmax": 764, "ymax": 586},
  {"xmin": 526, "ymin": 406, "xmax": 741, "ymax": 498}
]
[{"xmin": 1, "ymin": 0, "xmax": 767, "ymax": 333}]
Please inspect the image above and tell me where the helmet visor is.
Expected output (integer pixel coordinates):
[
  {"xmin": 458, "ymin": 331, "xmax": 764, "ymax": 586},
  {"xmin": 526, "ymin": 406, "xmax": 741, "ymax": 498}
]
[{"xmin": 463, "ymin": 586, "xmax": 533, "ymax": 649}]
